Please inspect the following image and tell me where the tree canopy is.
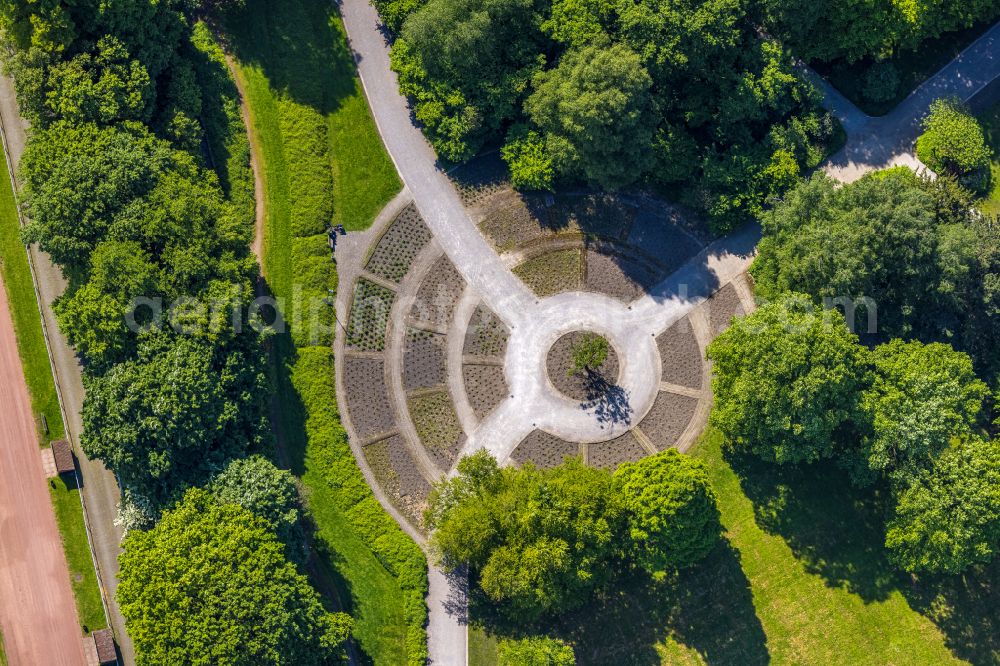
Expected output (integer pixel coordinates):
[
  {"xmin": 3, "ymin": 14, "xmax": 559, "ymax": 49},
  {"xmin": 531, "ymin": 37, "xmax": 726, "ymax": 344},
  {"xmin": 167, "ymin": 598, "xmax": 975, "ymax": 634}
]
[
  {"xmin": 613, "ymin": 449, "xmax": 721, "ymax": 576},
  {"xmin": 498, "ymin": 636, "xmax": 576, "ymax": 665},
  {"xmin": 916, "ymin": 98, "xmax": 991, "ymax": 185},
  {"xmin": 211, "ymin": 455, "xmax": 302, "ymax": 547},
  {"xmin": 118, "ymin": 490, "xmax": 350, "ymax": 665},
  {"xmin": 707, "ymin": 296, "xmax": 868, "ymax": 464},
  {"xmin": 859, "ymin": 339, "xmax": 988, "ymax": 486},
  {"xmin": 885, "ymin": 437, "xmax": 1000, "ymax": 574}
]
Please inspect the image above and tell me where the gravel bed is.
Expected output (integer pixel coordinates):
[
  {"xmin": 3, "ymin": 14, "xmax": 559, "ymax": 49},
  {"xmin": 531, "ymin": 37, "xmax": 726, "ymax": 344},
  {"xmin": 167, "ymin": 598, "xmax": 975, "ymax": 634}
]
[
  {"xmin": 463, "ymin": 305, "xmax": 509, "ymax": 358},
  {"xmin": 638, "ymin": 392, "xmax": 700, "ymax": 451},
  {"xmin": 462, "ymin": 364, "xmax": 508, "ymax": 420},
  {"xmin": 343, "ymin": 357, "xmax": 395, "ymax": 438},
  {"xmin": 511, "ymin": 430, "xmax": 581, "ymax": 469},
  {"xmin": 364, "ymin": 435, "xmax": 431, "ymax": 528},
  {"xmin": 365, "ymin": 203, "xmax": 433, "ymax": 283},
  {"xmin": 403, "ymin": 329, "xmax": 447, "ymax": 391},
  {"xmin": 513, "ymin": 248, "xmax": 583, "ymax": 297},
  {"xmin": 451, "ymin": 152, "xmax": 511, "ymax": 209},
  {"xmin": 478, "ymin": 190, "xmax": 550, "ymax": 253},
  {"xmin": 586, "ymin": 431, "xmax": 648, "ymax": 469},
  {"xmin": 546, "ymin": 331, "xmax": 620, "ymax": 402},
  {"xmin": 408, "ymin": 390, "xmax": 465, "ymax": 472},
  {"xmin": 706, "ymin": 283, "xmax": 745, "ymax": 337},
  {"xmin": 347, "ymin": 279, "xmax": 394, "ymax": 351},
  {"xmin": 410, "ymin": 256, "xmax": 465, "ymax": 328},
  {"xmin": 656, "ymin": 316, "xmax": 704, "ymax": 389},
  {"xmin": 584, "ymin": 249, "xmax": 660, "ymax": 303}
]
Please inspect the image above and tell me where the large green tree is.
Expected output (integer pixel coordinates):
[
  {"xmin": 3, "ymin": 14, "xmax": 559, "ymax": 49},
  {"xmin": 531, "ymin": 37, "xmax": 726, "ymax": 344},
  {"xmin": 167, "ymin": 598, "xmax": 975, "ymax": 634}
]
[
  {"xmin": 916, "ymin": 98, "xmax": 991, "ymax": 183},
  {"xmin": 81, "ymin": 331, "xmax": 268, "ymax": 505},
  {"xmin": 118, "ymin": 489, "xmax": 350, "ymax": 665},
  {"xmin": 706, "ymin": 296, "xmax": 869, "ymax": 464},
  {"xmin": 859, "ymin": 339, "xmax": 988, "ymax": 485},
  {"xmin": 211, "ymin": 455, "xmax": 302, "ymax": 547},
  {"xmin": 613, "ymin": 449, "xmax": 721, "ymax": 576},
  {"xmin": 885, "ymin": 437, "xmax": 1000, "ymax": 574},
  {"xmin": 428, "ymin": 451, "xmax": 622, "ymax": 620},
  {"xmin": 525, "ymin": 41, "xmax": 655, "ymax": 189},
  {"xmin": 752, "ymin": 170, "xmax": 941, "ymax": 339}
]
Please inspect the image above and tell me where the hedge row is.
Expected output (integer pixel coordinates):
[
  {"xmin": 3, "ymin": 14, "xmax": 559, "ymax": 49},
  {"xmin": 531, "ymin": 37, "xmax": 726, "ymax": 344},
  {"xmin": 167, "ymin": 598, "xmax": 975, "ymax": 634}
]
[{"xmin": 291, "ymin": 347, "xmax": 429, "ymax": 664}]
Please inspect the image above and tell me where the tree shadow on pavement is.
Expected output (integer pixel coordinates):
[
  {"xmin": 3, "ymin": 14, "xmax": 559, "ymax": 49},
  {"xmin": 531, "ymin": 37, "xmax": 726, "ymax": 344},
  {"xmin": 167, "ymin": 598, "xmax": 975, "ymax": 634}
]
[{"xmin": 580, "ymin": 372, "xmax": 632, "ymax": 427}]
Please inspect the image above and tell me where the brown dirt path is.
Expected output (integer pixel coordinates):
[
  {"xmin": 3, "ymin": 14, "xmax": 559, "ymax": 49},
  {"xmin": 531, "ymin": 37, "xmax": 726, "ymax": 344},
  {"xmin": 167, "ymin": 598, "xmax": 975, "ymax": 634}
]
[{"xmin": 0, "ymin": 277, "xmax": 86, "ymax": 666}]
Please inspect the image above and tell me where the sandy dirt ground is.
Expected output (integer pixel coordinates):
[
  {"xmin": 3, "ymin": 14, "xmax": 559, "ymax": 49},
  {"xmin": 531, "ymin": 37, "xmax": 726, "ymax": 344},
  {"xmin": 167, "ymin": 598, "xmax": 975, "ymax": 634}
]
[{"xmin": 0, "ymin": 278, "xmax": 86, "ymax": 666}]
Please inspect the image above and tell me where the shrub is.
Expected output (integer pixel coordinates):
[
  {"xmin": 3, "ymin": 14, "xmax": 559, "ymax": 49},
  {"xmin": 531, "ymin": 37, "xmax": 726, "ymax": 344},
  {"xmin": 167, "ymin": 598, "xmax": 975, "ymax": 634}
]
[
  {"xmin": 916, "ymin": 98, "xmax": 991, "ymax": 181},
  {"xmin": 862, "ymin": 61, "xmax": 899, "ymax": 103},
  {"xmin": 498, "ymin": 636, "xmax": 576, "ymax": 665}
]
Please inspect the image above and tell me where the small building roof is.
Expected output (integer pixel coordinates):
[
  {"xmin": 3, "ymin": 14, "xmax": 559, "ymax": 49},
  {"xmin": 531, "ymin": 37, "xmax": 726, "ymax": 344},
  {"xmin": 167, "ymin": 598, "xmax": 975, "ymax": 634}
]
[
  {"xmin": 50, "ymin": 439, "xmax": 75, "ymax": 475},
  {"xmin": 92, "ymin": 628, "xmax": 117, "ymax": 665}
]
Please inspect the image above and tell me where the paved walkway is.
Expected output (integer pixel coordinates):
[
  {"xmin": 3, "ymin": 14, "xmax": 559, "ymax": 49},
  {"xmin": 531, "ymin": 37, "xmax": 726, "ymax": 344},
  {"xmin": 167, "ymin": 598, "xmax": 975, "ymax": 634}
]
[
  {"xmin": 0, "ymin": 75, "xmax": 133, "ymax": 664},
  {"xmin": 339, "ymin": 4, "xmax": 1000, "ymax": 662},
  {"xmin": 822, "ymin": 20, "xmax": 1000, "ymax": 182},
  {"xmin": 0, "ymin": 277, "xmax": 86, "ymax": 666}
]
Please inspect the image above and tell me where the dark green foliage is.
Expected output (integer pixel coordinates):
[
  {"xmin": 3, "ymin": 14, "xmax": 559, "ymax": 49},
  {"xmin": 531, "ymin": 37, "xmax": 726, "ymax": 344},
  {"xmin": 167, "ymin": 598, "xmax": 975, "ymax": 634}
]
[
  {"xmin": 211, "ymin": 455, "xmax": 302, "ymax": 545},
  {"xmin": 859, "ymin": 339, "xmax": 988, "ymax": 486},
  {"xmin": 80, "ymin": 331, "xmax": 269, "ymax": 506},
  {"xmin": 759, "ymin": 0, "xmax": 1000, "ymax": 64},
  {"xmin": 379, "ymin": 0, "xmax": 836, "ymax": 227},
  {"xmin": 707, "ymin": 297, "xmax": 869, "ymax": 465},
  {"xmin": 752, "ymin": 170, "xmax": 940, "ymax": 339},
  {"xmin": 886, "ymin": 437, "xmax": 1000, "ymax": 574},
  {"xmin": 498, "ymin": 636, "xmax": 575, "ymax": 665},
  {"xmin": 526, "ymin": 42, "xmax": 655, "ymax": 190},
  {"xmin": 429, "ymin": 450, "xmax": 722, "ymax": 621},
  {"xmin": 862, "ymin": 61, "xmax": 899, "ymax": 103},
  {"xmin": 118, "ymin": 489, "xmax": 351, "ymax": 665},
  {"xmin": 613, "ymin": 449, "xmax": 722, "ymax": 577},
  {"xmin": 429, "ymin": 452, "xmax": 623, "ymax": 620},
  {"xmin": 291, "ymin": 348, "xmax": 429, "ymax": 664}
]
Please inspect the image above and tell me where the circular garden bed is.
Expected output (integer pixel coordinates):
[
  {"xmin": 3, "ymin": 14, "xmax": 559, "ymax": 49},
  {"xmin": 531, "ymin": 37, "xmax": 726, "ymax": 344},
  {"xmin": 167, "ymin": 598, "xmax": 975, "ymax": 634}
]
[{"xmin": 545, "ymin": 331, "xmax": 621, "ymax": 401}]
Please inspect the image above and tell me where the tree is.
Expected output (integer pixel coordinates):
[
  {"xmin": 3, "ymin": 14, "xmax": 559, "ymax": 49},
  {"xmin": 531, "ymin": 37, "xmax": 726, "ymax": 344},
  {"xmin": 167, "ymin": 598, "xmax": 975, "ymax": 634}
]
[
  {"xmin": 19, "ymin": 121, "xmax": 171, "ymax": 272},
  {"xmin": 501, "ymin": 126, "xmax": 554, "ymax": 190},
  {"xmin": 498, "ymin": 636, "xmax": 576, "ymax": 665},
  {"xmin": 751, "ymin": 170, "xmax": 941, "ymax": 338},
  {"xmin": 81, "ymin": 331, "xmax": 268, "ymax": 505},
  {"xmin": 568, "ymin": 333, "xmax": 608, "ymax": 376},
  {"xmin": 706, "ymin": 296, "xmax": 869, "ymax": 464},
  {"xmin": 44, "ymin": 36, "xmax": 152, "ymax": 125},
  {"xmin": 613, "ymin": 449, "xmax": 721, "ymax": 576},
  {"xmin": 118, "ymin": 489, "xmax": 350, "ymax": 665},
  {"xmin": 428, "ymin": 451, "xmax": 622, "ymax": 620},
  {"xmin": 524, "ymin": 42, "xmax": 655, "ymax": 190},
  {"xmin": 885, "ymin": 437, "xmax": 1000, "ymax": 574},
  {"xmin": 859, "ymin": 339, "xmax": 988, "ymax": 485},
  {"xmin": 917, "ymin": 98, "xmax": 991, "ymax": 185},
  {"xmin": 211, "ymin": 455, "xmax": 302, "ymax": 546}
]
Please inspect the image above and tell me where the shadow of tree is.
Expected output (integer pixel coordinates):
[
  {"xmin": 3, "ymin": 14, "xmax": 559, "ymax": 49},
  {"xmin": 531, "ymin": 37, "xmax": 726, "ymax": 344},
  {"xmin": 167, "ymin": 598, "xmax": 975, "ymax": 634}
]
[
  {"xmin": 581, "ymin": 372, "xmax": 632, "ymax": 426},
  {"xmin": 904, "ymin": 560, "xmax": 1000, "ymax": 665},
  {"xmin": 723, "ymin": 448, "xmax": 902, "ymax": 603},
  {"xmin": 222, "ymin": 0, "xmax": 358, "ymax": 115},
  {"xmin": 468, "ymin": 541, "xmax": 768, "ymax": 665}
]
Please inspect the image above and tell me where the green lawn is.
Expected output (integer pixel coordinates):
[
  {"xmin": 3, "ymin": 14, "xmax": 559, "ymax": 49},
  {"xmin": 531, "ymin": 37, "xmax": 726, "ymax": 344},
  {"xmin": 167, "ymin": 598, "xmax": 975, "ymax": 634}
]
[
  {"xmin": 0, "ymin": 131, "xmax": 106, "ymax": 636},
  {"xmin": 469, "ymin": 427, "xmax": 988, "ymax": 664},
  {"xmin": 49, "ymin": 475, "xmax": 107, "ymax": 633},
  {"xmin": 815, "ymin": 19, "xmax": 997, "ymax": 116},
  {"xmin": 223, "ymin": 1, "xmax": 419, "ymax": 662},
  {"xmin": 977, "ymin": 101, "xmax": 1000, "ymax": 215},
  {"xmin": 225, "ymin": 0, "xmax": 400, "ymax": 235}
]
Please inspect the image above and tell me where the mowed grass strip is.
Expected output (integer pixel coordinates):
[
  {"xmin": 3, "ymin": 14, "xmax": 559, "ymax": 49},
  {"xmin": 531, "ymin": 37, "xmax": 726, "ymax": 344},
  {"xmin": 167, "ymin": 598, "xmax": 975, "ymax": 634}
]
[
  {"xmin": 0, "ymin": 131, "xmax": 106, "ymax": 633},
  {"xmin": 680, "ymin": 429, "xmax": 962, "ymax": 665},
  {"xmin": 225, "ymin": 1, "xmax": 418, "ymax": 662},
  {"xmin": 977, "ymin": 99, "xmax": 1000, "ymax": 216}
]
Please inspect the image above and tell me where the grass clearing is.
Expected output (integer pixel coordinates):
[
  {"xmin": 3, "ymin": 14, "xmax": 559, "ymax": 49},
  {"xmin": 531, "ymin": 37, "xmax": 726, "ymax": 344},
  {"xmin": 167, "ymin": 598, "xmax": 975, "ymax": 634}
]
[
  {"xmin": 224, "ymin": 1, "xmax": 424, "ymax": 662},
  {"xmin": 0, "ymin": 125, "xmax": 106, "ymax": 635},
  {"xmin": 815, "ymin": 19, "xmax": 996, "ymax": 116},
  {"xmin": 976, "ymin": 100, "xmax": 1000, "ymax": 215},
  {"xmin": 468, "ymin": 627, "xmax": 498, "ymax": 666},
  {"xmin": 512, "ymin": 248, "xmax": 583, "ymax": 297}
]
